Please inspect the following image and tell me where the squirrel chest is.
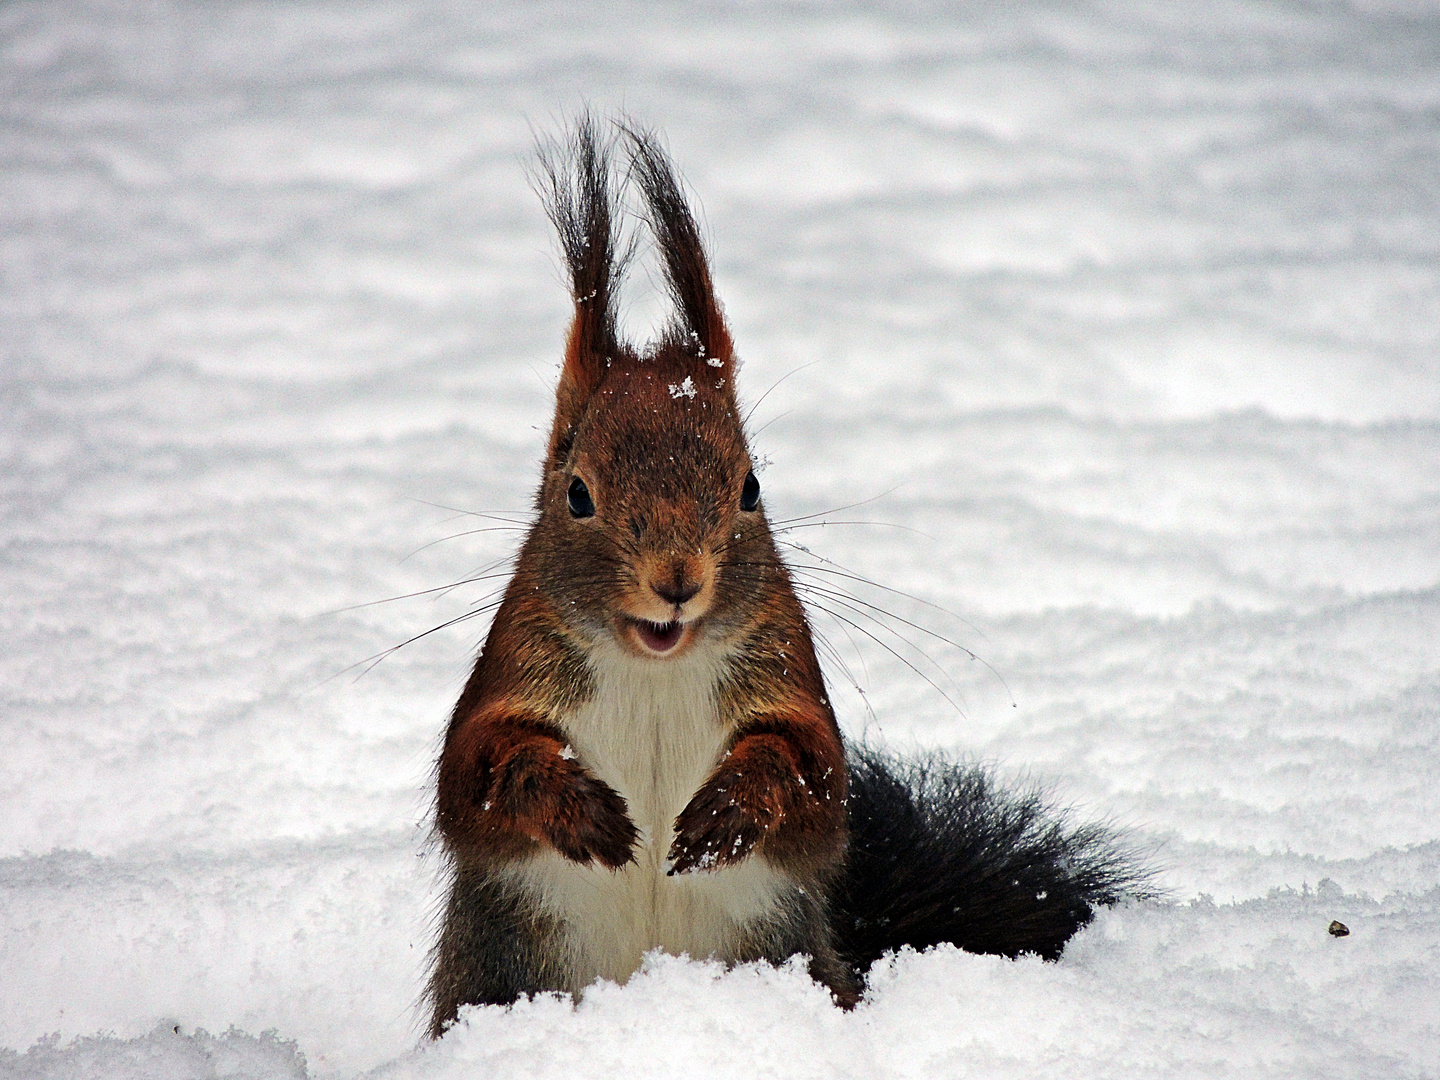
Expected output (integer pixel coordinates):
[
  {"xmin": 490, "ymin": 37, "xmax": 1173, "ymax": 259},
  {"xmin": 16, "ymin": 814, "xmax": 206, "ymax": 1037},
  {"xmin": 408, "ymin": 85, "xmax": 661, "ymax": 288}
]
[{"xmin": 501, "ymin": 639, "xmax": 790, "ymax": 990}]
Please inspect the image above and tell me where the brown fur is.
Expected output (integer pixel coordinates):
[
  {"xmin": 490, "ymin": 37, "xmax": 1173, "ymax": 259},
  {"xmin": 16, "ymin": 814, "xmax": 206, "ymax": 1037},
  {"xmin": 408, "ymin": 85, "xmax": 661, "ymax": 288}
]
[{"xmin": 427, "ymin": 118, "xmax": 854, "ymax": 1035}]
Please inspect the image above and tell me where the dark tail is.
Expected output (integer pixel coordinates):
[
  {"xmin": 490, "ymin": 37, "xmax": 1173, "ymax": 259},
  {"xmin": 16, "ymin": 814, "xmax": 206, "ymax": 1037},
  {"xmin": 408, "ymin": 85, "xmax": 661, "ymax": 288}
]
[{"xmin": 830, "ymin": 747, "xmax": 1154, "ymax": 977}]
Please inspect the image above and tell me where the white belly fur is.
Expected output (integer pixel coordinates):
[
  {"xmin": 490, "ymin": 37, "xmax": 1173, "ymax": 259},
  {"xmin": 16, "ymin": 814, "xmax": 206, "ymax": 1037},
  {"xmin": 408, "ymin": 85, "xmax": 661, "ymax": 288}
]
[{"xmin": 503, "ymin": 637, "xmax": 789, "ymax": 992}]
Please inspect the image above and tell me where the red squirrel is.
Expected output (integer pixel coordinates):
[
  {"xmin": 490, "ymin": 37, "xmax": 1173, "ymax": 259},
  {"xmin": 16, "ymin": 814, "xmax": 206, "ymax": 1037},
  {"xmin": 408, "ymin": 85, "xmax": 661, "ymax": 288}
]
[{"xmin": 427, "ymin": 118, "xmax": 1145, "ymax": 1035}]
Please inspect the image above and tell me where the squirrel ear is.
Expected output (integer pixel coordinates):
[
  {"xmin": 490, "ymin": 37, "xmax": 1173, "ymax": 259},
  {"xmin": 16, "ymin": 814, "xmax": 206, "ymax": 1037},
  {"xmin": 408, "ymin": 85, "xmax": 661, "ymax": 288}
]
[
  {"xmin": 535, "ymin": 114, "xmax": 631, "ymax": 462},
  {"xmin": 624, "ymin": 125, "xmax": 735, "ymax": 367},
  {"xmin": 551, "ymin": 298, "xmax": 606, "ymax": 459}
]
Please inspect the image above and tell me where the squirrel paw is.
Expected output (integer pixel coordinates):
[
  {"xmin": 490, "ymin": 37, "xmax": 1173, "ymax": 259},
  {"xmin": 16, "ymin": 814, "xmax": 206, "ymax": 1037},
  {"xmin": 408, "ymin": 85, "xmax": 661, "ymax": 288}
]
[
  {"xmin": 666, "ymin": 779, "xmax": 772, "ymax": 875},
  {"xmin": 544, "ymin": 769, "xmax": 639, "ymax": 870}
]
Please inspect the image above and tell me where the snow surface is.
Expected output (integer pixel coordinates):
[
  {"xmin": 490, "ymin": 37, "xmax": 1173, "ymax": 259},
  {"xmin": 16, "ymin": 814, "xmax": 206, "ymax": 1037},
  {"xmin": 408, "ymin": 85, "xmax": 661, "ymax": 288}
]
[{"xmin": 3, "ymin": 1, "xmax": 1439, "ymax": 1077}]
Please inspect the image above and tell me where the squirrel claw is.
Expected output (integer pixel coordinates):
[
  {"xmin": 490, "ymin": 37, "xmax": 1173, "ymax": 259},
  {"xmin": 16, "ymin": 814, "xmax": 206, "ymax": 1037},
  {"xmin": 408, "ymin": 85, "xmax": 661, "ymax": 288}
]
[{"xmin": 668, "ymin": 788, "xmax": 764, "ymax": 874}]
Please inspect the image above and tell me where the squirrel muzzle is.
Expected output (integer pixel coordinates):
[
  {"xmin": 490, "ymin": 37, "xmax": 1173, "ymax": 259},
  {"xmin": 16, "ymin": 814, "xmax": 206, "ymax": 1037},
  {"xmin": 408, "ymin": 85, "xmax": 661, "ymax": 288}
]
[{"xmin": 620, "ymin": 551, "xmax": 717, "ymax": 656}]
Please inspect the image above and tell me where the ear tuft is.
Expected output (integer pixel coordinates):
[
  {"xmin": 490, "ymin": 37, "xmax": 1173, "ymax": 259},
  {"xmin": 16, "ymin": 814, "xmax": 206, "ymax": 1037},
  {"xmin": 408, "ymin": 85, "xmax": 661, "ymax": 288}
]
[
  {"xmin": 622, "ymin": 124, "xmax": 735, "ymax": 366},
  {"xmin": 533, "ymin": 113, "xmax": 632, "ymax": 442}
]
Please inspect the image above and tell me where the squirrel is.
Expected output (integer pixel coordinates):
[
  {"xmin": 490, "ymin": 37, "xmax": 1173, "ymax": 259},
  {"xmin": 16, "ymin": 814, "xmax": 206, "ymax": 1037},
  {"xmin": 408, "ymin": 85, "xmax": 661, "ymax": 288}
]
[{"xmin": 426, "ymin": 116, "xmax": 1146, "ymax": 1037}]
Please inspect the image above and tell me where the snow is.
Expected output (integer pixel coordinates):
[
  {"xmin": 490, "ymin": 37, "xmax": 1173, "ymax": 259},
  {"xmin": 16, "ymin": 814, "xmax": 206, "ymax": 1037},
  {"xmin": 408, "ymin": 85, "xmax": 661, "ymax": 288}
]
[{"xmin": 2, "ymin": 1, "xmax": 1438, "ymax": 1077}]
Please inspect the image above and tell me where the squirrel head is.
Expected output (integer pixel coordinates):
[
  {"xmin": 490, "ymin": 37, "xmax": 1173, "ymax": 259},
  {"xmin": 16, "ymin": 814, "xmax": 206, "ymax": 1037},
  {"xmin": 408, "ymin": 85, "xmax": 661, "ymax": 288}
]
[{"xmin": 524, "ymin": 118, "xmax": 779, "ymax": 661}]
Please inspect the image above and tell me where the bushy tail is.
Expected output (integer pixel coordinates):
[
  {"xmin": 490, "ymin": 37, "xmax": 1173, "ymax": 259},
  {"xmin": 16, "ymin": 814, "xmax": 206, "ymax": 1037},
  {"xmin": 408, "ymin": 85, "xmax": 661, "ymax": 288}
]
[{"xmin": 830, "ymin": 748, "xmax": 1153, "ymax": 977}]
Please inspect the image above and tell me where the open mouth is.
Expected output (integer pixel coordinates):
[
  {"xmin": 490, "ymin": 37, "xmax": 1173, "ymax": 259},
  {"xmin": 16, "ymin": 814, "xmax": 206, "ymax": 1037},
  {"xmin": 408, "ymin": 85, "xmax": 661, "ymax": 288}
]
[{"xmin": 630, "ymin": 618, "xmax": 686, "ymax": 654}]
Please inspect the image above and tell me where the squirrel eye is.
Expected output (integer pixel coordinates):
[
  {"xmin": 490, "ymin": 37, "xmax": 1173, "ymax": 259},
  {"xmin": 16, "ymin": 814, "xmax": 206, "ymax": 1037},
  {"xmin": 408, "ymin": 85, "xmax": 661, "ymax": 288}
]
[
  {"xmin": 740, "ymin": 470, "xmax": 760, "ymax": 512},
  {"xmin": 567, "ymin": 477, "xmax": 596, "ymax": 518}
]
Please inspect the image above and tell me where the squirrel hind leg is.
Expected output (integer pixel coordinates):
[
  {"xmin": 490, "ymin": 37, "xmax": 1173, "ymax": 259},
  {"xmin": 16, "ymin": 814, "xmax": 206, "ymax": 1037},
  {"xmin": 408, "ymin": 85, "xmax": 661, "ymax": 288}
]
[
  {"xmin": 830, "ymin": 747, "xmax": 1154, "ymax": 979},
  {"xmin": 728, "ymin": 882, "xmax": 862, "ymax": 1008},
  {"xmin": 426, "ymin": 860, "xmax": 569, "ymax": 1037}
]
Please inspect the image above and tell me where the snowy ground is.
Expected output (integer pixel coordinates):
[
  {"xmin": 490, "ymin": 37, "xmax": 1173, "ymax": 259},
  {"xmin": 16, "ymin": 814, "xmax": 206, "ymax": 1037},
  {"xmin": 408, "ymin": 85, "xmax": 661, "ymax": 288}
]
[{"xmin": 3, "ymin": 1, "xmax": 1439, "ymax": 1077}]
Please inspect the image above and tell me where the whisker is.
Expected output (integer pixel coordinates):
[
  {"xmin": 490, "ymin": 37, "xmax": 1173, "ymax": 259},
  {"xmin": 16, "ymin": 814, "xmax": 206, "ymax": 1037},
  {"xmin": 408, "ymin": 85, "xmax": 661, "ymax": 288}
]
[
  {"xmin": 807, "ymin": 621, "xmax": 879, "ymax": 728},
  {"xmin": 355, "ymin": 605, "xmax": 502, "ymax": 681},
  {"xmin": 709, "ymin": 516, "xmax": 928, "ymax": 563},
  {"xmin": 405, "ymin": 497, "xmax": 535, "ymax": 527},
  {"xmin": 769, "ymin": 519, "xmax": 935, "ymax": 542},
  {"xmin": 779, "ymin": 544, "xmax": 987, "ymax": 641},
  {"xmin": 749, "ymin": 408, "xmax": 793, "ymax": 439},
  {"xmin": 794, "ymin": 583, "xmax": 965, "ymax": 702},
  {"xmin": 310, "ymin": 599, "xmax": 507, "ymax": 691},
  {"xmin": 741, "ymin": 359, "xmax": 822, "ymax": 429},
  {"xmin": 764, "ymin": 487, "xmax": 903, "ymax": 529},
  {"xmin": 799, "ymin": 598, "xmax": 964, "ymax": 715},
  {"xmin": 310, "ymin": 565, "xmax": 516, "ymax": 618},
  {"xmin": 792, "ymin": 577, "xmax": 980, "ymax": 666},
  {"xmin": 784, "ymin": 565, "xmax": 1013, "ymax": 707},
  {"xmin": 800, "ymin": 599, "xmax": 872, "ymax": 688},
  {"xmin": 808, "ymin": 605, "xmax": 873, "ymax": 691},
  {"xmin": 428, "ymin": 559, "xmax": 523, "ymax": 603},
  {"xmin": 401, "ymin": 526, "xmax": 528, "ymax": 563},
  {"xmin": 799, "ymin": 578, "xmax": 1012, "ymax": 707}
]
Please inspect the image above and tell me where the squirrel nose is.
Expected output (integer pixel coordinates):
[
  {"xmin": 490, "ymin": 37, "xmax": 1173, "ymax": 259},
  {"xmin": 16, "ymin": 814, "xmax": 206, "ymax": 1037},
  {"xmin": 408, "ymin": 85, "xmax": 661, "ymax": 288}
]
[{"xmin": 652, "ymin": 579, "xmax": 701, "ymax": 606}]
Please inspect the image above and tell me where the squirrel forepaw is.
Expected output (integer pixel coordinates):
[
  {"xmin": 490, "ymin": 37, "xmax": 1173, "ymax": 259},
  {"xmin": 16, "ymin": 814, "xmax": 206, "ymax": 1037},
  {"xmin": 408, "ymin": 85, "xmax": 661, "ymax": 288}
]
[
  {"xmin": 544, "ymin": 769, "xmax": 639, "ymax": 870},
  {"xmin": 666, "ymin": 782, "xmax": 772, "ymax": 875}
]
